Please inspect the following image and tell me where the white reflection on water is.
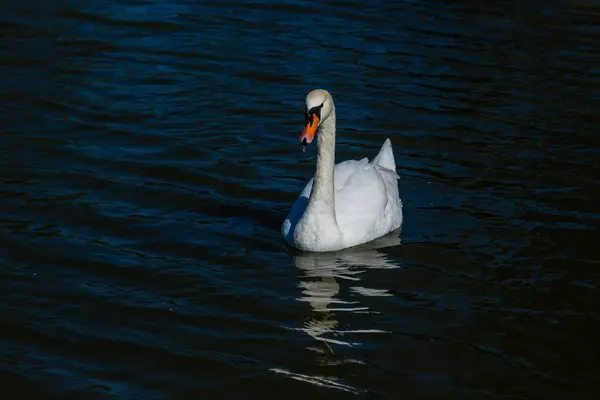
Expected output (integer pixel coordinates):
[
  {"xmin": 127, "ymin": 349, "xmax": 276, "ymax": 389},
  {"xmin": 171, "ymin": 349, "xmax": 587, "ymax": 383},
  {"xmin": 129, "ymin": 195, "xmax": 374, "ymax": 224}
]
[
  {"xmin": 271, "ymin": 231, "xmax": 402, "ymax": 392},
  {"xmin": 293, "ymin": 230, "xmax": 402, "ymax": 349}
]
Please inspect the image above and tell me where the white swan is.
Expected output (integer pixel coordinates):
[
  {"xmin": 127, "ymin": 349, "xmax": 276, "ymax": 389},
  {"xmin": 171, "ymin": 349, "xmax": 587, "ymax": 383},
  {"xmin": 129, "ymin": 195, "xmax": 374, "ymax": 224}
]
[{"xmin": 281, "ymin": 89, "xmax": 403, "ymax": 252}]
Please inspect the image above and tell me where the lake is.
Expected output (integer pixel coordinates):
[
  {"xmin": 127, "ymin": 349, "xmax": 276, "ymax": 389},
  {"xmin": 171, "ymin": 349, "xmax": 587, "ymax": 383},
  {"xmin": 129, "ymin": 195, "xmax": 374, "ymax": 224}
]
[{"xmin": 1, "ymin": 0, "xmax": 599, "ymax": 398}]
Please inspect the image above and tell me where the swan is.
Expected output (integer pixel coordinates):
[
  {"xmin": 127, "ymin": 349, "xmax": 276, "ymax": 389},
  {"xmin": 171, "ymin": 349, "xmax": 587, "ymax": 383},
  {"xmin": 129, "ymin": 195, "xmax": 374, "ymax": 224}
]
[{"xmin": 281, "ymin": 89, "xmax": 403, "ymax": 252}]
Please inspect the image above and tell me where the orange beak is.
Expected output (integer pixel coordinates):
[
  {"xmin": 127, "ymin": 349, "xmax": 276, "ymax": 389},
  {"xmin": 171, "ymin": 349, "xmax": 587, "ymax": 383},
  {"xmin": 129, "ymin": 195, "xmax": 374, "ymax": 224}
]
[{"xmin": 299, "ymin": 114, "xmax": 319, "ymax": 146}]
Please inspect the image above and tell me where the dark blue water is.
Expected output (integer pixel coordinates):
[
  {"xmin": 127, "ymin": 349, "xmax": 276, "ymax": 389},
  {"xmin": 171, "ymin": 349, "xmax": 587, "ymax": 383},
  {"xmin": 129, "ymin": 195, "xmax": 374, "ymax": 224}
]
[{"xmin": 2, "ymin": 0, "xmax": 599, "ymax": 398}]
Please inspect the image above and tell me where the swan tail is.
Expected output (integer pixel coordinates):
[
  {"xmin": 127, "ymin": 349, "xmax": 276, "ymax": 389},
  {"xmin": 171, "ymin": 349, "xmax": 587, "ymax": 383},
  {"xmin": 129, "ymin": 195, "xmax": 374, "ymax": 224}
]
[{"xmin": 372, "ymin": 138, "xmax": 396, "ymax": 171}]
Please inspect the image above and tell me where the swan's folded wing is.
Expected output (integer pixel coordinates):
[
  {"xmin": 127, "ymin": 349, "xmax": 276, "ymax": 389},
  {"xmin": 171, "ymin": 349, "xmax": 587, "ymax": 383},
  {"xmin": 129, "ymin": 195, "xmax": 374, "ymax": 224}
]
[
  {"xmin": 333, "ymin": 158, "xmax": 370, "ymax": 190},
  {"xmin": 334, "ymin": 165, "xmax": 389, "ymax": 244}
]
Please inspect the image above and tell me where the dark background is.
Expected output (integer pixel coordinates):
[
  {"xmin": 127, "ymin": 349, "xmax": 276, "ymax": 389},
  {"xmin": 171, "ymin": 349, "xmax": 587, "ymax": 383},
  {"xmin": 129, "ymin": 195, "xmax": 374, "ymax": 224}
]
[{"xmin": 1, "ymin": 0, "xmax": 599, "ymax": 398}]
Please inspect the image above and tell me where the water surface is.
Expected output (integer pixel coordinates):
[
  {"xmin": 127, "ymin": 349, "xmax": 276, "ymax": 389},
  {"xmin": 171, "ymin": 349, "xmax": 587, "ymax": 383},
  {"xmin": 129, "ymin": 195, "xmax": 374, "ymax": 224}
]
[{"xmin": 1, "ymin": 0, "xmax": 599, "ymax": 398}]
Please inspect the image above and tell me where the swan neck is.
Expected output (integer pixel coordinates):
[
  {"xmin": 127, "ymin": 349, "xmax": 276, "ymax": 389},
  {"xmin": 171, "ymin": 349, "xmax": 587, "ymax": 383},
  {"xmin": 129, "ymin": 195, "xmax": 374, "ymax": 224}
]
[
  {"xmin": 294, "ymin": 108, "xmax": 342, "ymax": 251},
  {"xmin": 310, "ymin": 112, "xmax": 336, "ymax": 207}
]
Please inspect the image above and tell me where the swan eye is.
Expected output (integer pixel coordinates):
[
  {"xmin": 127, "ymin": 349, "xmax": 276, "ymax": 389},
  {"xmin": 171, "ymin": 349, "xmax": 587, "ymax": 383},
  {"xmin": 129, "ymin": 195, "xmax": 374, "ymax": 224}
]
[{"xmin": 304, "ymin": 103, "xmax": 324, "ymax": 126}]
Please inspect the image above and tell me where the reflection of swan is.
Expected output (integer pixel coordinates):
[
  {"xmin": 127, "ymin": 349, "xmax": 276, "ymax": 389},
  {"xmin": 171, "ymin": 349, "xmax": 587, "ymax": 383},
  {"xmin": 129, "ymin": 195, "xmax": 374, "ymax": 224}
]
[
  {"xmin": 292, "ymin": 230, "xmax": 402, "ymax": 349},
  {"xmin": 281, "ymin": 89, "xmax": 403, "ymax": 252},
  {"xmin": 271, "ymin": 231, "xmax": 402, "ymax": 394}
]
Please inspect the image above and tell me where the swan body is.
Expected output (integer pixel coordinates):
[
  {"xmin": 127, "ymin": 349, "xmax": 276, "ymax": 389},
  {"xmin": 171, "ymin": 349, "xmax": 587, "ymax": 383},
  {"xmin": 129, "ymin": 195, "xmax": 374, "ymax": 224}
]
[{"xmin": 282, "ymin": 89, "xmax": 403, "ymax": 252}]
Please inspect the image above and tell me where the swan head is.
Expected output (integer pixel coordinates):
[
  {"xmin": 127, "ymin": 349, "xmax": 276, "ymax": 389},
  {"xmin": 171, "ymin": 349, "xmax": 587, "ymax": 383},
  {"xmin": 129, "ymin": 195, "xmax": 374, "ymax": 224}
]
[{"xmin": 299, "ymin": 89, "xmax": 334, "ymax": 146}]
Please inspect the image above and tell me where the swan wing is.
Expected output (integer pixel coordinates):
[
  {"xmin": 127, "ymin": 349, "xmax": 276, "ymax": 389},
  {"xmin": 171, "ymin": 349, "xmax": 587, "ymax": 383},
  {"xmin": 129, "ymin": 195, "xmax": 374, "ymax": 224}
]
[
  {"xmin": 335, "ymin": 140, "xmax": 403, "ymax": 247},
  {"xmin": 334, "ymin": 164, "xmax": 389, "ymax": 245}
]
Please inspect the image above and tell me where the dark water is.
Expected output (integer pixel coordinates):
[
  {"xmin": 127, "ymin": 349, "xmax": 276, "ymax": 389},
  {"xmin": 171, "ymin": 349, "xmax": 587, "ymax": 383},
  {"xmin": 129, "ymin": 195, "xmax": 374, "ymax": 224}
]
[{"xmin": 2, "ymin": 0, "xmax": 599, "ymax": 398}]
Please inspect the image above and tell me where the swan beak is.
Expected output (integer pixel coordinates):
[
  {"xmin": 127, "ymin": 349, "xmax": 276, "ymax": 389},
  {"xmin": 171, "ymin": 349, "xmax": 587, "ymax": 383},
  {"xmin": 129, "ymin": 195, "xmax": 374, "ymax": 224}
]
[{"xmin": 299, "ymin": 114, "xmax": 319, "ymax": 146}]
